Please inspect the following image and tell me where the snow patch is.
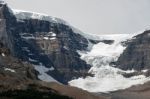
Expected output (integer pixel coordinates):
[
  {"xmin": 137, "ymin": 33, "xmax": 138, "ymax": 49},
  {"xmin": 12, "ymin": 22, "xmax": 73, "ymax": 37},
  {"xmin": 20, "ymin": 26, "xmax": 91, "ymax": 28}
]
[
  {"xmin": 63, "ymin": 46, "xmax": 69, "ymax": 50},
  {"xmin": 43, "ymin": 36, "xmax": 56, "ymax": 40},
  {"xmin": 1, "ymin": 53, "xmax": 5, "ymax": 56},
  {"xmin": 142, "ymin": 69, "xmax": 148, "ymax": 73},
  {"xmin": 34, "ymin": 63, "xmax": 57, "ymax": 82},
  {"xmin": 43, "ymin": 37, "xmax": 49, "ymax": 40},
  {"xmin": 50, "ymin": 32, "xmax": 56, "ymax": 37},
  {"xmin": 49, "ymin": 67, "xmax": 55, "ymax": 71},
  {"xmin": 29, "ymin": 58, "xmax": 37, "ymax": 62},
  {"xmin": 4, "ymin": 68, "xmax": 16, "ymax": 73},
  {"xmin": 21, "ymin": 35, "xmax": 35, "ymax": 40}
]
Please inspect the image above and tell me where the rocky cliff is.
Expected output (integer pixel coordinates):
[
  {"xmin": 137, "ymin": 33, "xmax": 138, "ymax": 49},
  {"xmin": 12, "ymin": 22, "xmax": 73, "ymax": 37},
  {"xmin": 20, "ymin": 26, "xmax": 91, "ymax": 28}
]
[
  {"xmin": 117, "ymin": 30, "xmax": 150, "ymax": 71},
  {"xmin": 0, "ymin": 2, "xmax": 93, "ymax": 84}
]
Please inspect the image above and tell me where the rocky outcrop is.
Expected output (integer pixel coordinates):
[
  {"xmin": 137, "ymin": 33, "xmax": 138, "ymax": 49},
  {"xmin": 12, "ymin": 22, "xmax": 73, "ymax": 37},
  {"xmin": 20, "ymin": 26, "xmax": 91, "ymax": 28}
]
[
  {"xmin": 0, "ymin": 41, "xmax": 37, "ymax": 90},
  {"xmin": 0, "ymin": 43, "xmax": 102, "ymax": 99},
  {"xmin": 0, "ymin": 36, "xmax": 101, "ymax": 99},
  {"xmin": 117, "ymin": 30, "xmax": 150, "ymax": 71}
]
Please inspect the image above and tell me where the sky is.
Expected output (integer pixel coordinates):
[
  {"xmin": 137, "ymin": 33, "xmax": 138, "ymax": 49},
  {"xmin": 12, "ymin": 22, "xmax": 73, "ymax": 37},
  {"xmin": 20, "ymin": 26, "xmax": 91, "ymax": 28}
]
[{"xmin": 5, "ymin": 0, "xmax": 150, "ymax": 34}]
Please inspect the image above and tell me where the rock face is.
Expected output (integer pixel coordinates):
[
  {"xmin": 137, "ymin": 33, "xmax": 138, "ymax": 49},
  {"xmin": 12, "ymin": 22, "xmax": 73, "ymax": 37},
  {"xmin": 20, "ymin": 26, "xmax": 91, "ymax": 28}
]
[
  {"xmin": 0, "ymin": 41, "xmax": 37, "ymax": 90},
  {"xmin": 0, "ymin": 2, "xmax": 92, "ymax": 84},
  {"xmin": 0, "ymin": 3, "xmax": 104, "ymax": 99},
  {"xmin": 117, "ymin": 30, "xmax": 150, "ymax": 70}
]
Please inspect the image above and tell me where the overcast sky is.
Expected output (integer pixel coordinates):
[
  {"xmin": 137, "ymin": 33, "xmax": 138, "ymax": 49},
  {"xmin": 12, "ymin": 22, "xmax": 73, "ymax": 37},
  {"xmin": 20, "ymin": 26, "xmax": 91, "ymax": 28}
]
[{"xmin": 5, "ymin": 0, "xmax": 150, "ymax": 34}]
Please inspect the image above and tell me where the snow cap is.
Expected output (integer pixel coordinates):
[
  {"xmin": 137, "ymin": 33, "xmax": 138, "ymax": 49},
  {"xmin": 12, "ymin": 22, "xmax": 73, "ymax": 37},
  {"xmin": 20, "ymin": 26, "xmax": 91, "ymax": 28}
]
[{"xmin": 0, "ymin": 0, "xmax": 6, "ymax": 4}]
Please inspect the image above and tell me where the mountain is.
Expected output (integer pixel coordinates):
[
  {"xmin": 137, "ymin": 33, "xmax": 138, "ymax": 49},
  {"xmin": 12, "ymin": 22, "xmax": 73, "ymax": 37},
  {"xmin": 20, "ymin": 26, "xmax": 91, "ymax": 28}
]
[
  {"xmin": 0, "ymin": 1, "xmax": 96, "ymax": 84},
  {"xmin": 1, "ymin": 0, "xmax": 150, "ymax": 99}
]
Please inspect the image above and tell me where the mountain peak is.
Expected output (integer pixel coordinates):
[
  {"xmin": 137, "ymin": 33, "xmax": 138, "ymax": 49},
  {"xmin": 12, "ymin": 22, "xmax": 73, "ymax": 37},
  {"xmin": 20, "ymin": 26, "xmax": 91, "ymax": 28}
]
[
  {"xmin": 13, "ymin": 9, "xmax": 68, "ymax": 25},
  {"xmin": 0, "ymin": 0, "xmax": 5, "ymax": 4}
]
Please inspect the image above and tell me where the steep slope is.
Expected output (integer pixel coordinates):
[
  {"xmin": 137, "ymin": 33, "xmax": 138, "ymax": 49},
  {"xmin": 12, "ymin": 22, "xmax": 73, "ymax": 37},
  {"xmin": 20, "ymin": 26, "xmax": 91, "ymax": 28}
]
[
  {"xmin": 117, "ymin": 30, "xmax": 150, "ymax": 71},
  {"xmin": 0, "ymin": 1, "xmax": 94, "ymax": 84},
  {"xmin": 0, "ymin": 2, "xmax": 106, "ymax": 99},
  {"xmin": 0, "ymin": 42, "xmax": 37, "ymax": 90}
]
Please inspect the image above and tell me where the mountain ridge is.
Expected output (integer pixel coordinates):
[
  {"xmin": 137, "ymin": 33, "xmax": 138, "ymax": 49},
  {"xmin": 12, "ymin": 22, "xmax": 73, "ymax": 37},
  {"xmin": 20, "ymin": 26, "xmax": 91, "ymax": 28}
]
[{"xmin": 1, "ymin": 1, "xmax": 150, "ymax": 99}]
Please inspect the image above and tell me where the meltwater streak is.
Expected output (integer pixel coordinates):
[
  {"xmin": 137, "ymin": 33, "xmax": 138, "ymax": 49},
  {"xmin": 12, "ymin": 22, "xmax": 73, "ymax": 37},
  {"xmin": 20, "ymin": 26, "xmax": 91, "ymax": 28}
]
[{"xmin": 69, "ymin": 34, "xmax": 150, "ymax": 93}]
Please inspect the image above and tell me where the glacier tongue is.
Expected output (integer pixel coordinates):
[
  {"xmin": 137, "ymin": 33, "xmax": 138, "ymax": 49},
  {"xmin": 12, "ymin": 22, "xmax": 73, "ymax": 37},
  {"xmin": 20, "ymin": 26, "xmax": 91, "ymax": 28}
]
[{"xmin": 69, "ymin": 34, "xmax": 150, "ymax": 93}]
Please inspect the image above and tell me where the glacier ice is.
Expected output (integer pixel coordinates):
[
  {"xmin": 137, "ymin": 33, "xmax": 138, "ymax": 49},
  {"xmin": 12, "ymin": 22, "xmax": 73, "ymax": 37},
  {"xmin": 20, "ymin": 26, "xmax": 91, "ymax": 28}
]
[{"xmin": 69, "ymin": 34, "xmax": 150, "ymax": 93}]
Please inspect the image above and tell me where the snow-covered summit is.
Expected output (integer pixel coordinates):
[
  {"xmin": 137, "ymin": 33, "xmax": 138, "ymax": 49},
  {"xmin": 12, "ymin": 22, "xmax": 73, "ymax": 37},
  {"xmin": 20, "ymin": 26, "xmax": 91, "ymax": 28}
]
[
  {"xmin": 13, "ymin": 9, "xmax": 68, "ymax": 24},
  {"xmin": 12, "ymin": 9, "xmax": 150, "ymax": 42},
  {"xmin": 12, "ymin": 9, "xmax": 94, "ymax": 39},
  {"xmin": 12, "ymin": 9, "xmax": 124, "ymax": 41},
  {"xmin": 0, "ymin": 0, "xmax": 6, "ymax": 4}
]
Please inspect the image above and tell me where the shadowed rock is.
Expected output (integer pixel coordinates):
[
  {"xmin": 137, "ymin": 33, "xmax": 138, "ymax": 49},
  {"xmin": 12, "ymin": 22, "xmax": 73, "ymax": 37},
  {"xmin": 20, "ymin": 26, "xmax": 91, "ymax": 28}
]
[{"xmin": 117, "ymin": 30, "xmax": 150, "ymax": 71}]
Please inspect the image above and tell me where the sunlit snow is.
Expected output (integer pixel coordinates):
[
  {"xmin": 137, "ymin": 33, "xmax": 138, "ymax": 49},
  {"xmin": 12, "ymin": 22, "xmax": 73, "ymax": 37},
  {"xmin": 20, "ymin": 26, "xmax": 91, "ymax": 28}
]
[
  {"xmin": 4, "ymin": 68, "xmax": 16, "ymax": 73},
  {"xmin": 1, "ymin": 53, "xmax": 5, "ymax": 57}
]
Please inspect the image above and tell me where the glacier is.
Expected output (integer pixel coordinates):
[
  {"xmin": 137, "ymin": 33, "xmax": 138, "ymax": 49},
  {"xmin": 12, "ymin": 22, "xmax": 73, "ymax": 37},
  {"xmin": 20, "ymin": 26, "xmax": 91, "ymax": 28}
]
[{"xmin": 69, "ymin": 33, "xmax": 150, "ymax": 93}]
